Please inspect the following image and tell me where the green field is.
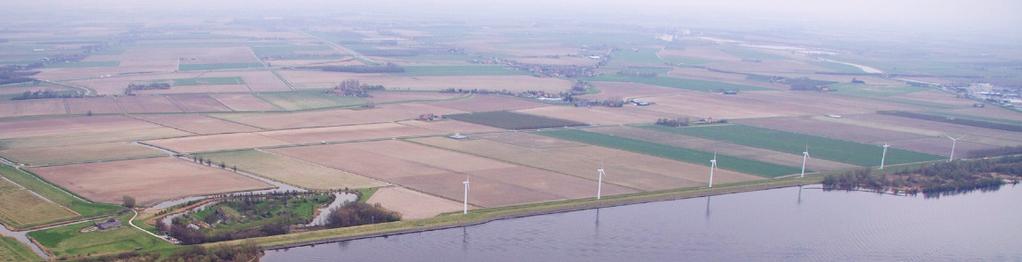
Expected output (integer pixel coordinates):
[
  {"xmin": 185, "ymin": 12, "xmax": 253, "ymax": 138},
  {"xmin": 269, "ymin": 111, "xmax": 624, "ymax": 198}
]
[
  {"xmin": 172, "ymin": 76, "xmax": 244, "ymax": 86},
  {"xmin": 257, "ymin": 91, "xmax": 366, "ymax": 110},
  {"xmin": 44, "ymin": 61, "xmax": 120, "ymax": 68},
  {"xmin": 0, "ymin": 165, "xmax": 121, "ymax": 218},
  {"xmin": 643, "ymin": 124, "xmax": 944, "ymax": 166},
  {"xmin": 539, "ymin": 129, "xmax": 802, "ymax": 177},
  {"xmin": 178, "ymin": 62, "xmax": 264, "ymax": 71},
  {"xmin": 589, "ymin": 75, "xmax": 767, "ymax": 92},
  {"xmin": 28, "ymin": 213, "xmax": 172, "ymax": 258},
  {"xmin": 0, "ymin": 237, "xmax": 38, "ymax": 261},
  {"xmin": 830, "ymin": 83, "xmax": 924, "ymax": 98},
  {"xmin": 661, "ymin": 56, "xmax": 709, "ymax": 65},
  {"xmin": 399, "ymin": 65, "xmax": 523, "ymax": 76}
]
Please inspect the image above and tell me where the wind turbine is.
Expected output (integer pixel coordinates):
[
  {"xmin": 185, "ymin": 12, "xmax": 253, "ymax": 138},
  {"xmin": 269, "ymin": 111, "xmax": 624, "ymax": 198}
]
[
  {"xmin": 880, "ymin": 143, "xmax": 890, "ymax": 169},
  {"xmin": 708, "ymin": 152, "xmax": 717, "ymax": 188},
  {"xmin": 462, "ymin": 176, "xmax": 470, "ymax": 215},
  {"xmin": 946, "ymin": 135, "xmax": 963, "ymax": 162},
  {"xmin": 596, "ymin": 161, "xmax": 605, "ymax": 200},
  {"xmin": 800, "ymin": 145, "xmax": 811, "ymax": 179}
]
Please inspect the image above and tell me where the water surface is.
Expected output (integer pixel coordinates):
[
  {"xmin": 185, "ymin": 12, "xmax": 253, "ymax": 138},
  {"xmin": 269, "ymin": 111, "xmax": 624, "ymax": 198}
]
[{"xmin": 265, "ymin": 185, "xmax": 1022, "ymax": 261}]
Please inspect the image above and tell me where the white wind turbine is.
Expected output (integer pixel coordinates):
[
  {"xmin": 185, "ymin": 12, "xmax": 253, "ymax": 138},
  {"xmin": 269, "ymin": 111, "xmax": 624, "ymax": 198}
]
[
  {"xmin": 708, "ymin": 152, "xmax": 717, "ymax": 188},
  {"xmin": 462, "ymin": 176, "xmax": 470, "ymax": 215},
  {"xmin": 946, "ymin": 135, "xmax": 963, "ymax": 162},
  {"xmin": 880, "ymin": 143, "xmax": 890, "ymax": 169},
  {"xmin": 800, "ymin": 145, "xmax": 811, "ymax": 179},
  {"xmin": 596, "ymin": 161, "xmax": 605, "ymax": 200}
]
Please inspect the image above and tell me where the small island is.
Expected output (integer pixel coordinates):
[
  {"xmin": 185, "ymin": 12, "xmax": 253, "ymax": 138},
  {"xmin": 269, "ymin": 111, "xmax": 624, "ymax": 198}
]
[{"xmin": 823, "ymin": 156, "xmax": 1022, "ymax": 197}]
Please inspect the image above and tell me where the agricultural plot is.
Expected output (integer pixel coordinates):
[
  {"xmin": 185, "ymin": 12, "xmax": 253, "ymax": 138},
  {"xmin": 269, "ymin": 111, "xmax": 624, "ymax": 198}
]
[
  {"xmin": 0, "ymin": 178, "xmax": 79, "ymax": 229},
  {"xmin": 516, "ymin": 106, "xmax": 680, "ymax": 125},
  {"xmin": 197, "ymin": 149, "xmax": 387, "ymax": 190},
  {"xmin": 589, "ymin": 126, "xmax": 857, "ymax": 172},
  {"xmin": 398, "ymin": 65, "xmax": 524, "ymax": 76},
  {"xmin": 843, "ymin": 114, "xmax": 1022, "ymax": 145},
  {"xmin": 429, "ymin": 94, "xmax": 547, "ymax": 112},
  {"xmin": 0, "ymin": 98, "xmax": 67, "ymax": 118},
  {"xmin": 28, "ymin": 213, "xmax": 173, "ymax": 258},
  {"xmin": 44, "ymin": 61, "xmax": 120, "ymax": 68},
  {"xmin": 539, "ymin": 129, "xmax": 802, "ymax": 178},
  {"xmin": 145, "ymin": 132, "xmax": 291, "ymax": 153},
  {"xmin": 878, "ymin": 110, "xmax": 1022, "ymax": 132},
  {"xmin": 272, "ymin": 140, "xmax": 634, "ymax": 207},
  {"xmin": 31, "ymin": 157, "xmax": 271, "ymax": 205},
  {"xmin": 587, "ymin": 75, "xmax": 767, "ymax": 92},
  {"xmin": 366, "ymin": 91, "xmax": 465, "ymax": 104},
  {"xmin": 0, "ymin": 165, "xmax": 121, "ymax": 218},
  {"xmin": 213, "ymin": 103, "xmax": 467, "ymax": 129},
  {"xmin": 0, "ymin": 116, "xmax": 189, "ymax": 150},
  {"xmin": 257, "ymin": 91, "xmax": 367, "ymax": 111},
  {"xmin": 278, "ymin": 70, "xmax": 571, "ymax": 93},
  {"xmin": 0, "ymin": 237, "xmax": 38, "ymax": 262},
  {"xmin": 251, "ymin": 44, "xmax": 342, "ymax": 60},
  {"xmin": 258, "ymin": 122, "xmax": 461, "ymax": 145},
  {"xmin": 137, "ymin": 114, "xmax": 261, "ymax": 135},
  {"xmin": 171, "ymin": 76, "xmax": 244, "ymax": 86},
  {"xmin": 642, "ymin": 124, "xmax": 944, "ymax": 167},
  {"xmin": 114, "ymin": 95, "xmax": 183, "ymax": 113},
  {"xmin": 366, "ymin": 186, "xmax": 464, "ymax": 219},
  {"xmin": 211, "ymin": 93, "xmax": 281, "ymax": 111},
  {"xmin": 412, "ymin": 134, "xmax": 757, "ymax": 191},
  {"xmin": 445, "ymin": 111, "xmax": 586, "ymax": 130},
  {"xmin": 0, "ymin": 142, "xmax": 164, "ymax": 167},
  {"xmin": 166, "ymin": 94, "xmax": 232, "ymax": 112},
  {"xmin": 65, "ymin": 97, "xmax": 122, "ymax": 115},
  {"xmin": 179, "ymin": 62, "xmax": 264, "ymax": 71}
]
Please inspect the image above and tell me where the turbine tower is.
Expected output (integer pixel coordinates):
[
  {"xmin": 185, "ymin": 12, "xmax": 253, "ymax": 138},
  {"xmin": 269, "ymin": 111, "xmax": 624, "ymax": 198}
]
[
  {"xmin": 800, "ymin": 145, "xmax": 810, "ymax": 178},
  {"xmin": 596, "ymin": 161, "xmax": 605, "ymax": 200},
  {"xmin": 946, "ymin": 135, "xmax": 962, "ymax": 162},
  {"xmin": 880, "ymin": 143, "xmax": 890, "ymax": 169},
  {"xmin": 462, "ymin": 176, "xmax": 470, "ymax": 215},
  {"xmin": 708, "ymin": 152, "xmax": 717, "ymax": 188}
]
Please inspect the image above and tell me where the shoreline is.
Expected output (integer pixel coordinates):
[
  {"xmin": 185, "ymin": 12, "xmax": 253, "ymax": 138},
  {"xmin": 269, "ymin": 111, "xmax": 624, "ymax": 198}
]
[{"xmin": 205, "ymin": 176, "xmax": 822, "ymax": 251}]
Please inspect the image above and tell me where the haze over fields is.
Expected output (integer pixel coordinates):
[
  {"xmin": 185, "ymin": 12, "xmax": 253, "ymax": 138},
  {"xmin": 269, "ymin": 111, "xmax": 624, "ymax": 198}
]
[{"xmin": 0, "ymin": 0, "xmax": 1020, "ymax": 261}]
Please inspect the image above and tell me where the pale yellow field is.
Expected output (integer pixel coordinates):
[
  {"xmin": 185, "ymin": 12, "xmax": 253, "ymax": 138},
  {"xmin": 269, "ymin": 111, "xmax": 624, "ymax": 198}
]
[{"xmin": 199, "ymin": 149, "xmax": 387, "ymax": 190}]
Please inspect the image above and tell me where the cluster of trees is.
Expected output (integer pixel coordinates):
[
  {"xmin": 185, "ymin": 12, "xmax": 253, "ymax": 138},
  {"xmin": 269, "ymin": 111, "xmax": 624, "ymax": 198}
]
[
  {"xmin": 190, "ymin": 156, "xmax": 237, "ymax": 172},
  {"xmin": 878, "ymin": 111, "xmax": 1022, "ymax": 132},
  {"xmin": 162, "ymin": 192, "xmax": 335, "ymax": 244},
  {"xmin": 11, "ymin": 89, "xmax": 85, "ymax": 100},
  {"xmin": 786, "ymin": 77, "xmax": 837, "ymax": 91},
  {"xmin": 325, "ymin": 202, "xmax": 401, "ymax": 228},
  {"xmin": 125, "ymin": 82, "xmax": 171, "ymax": 95},
  {"xmin": 315, "ymin": 62, "xmax": 405, "ymax": 73},
  {"xmin": 0, "ymin": 66, "xmax": 38, "ymax": 86},
  {"xmin": 80, "ymin": 242, "xmax": 263, "ymax": 261},
  {"xmin": 655, "ymin": 117, "xmax": 691, "ymax": 127},
  {"xmin": 616, "ymin": 70, "xmax": 658, "ymax": 77},
  {"xmin": 968, "ymin": 146, "xmax": 1022, "ymax": 158},
  {"xmin": 823, "ymin": 156, "xmax": 1022, "ymax": 197},
  {"xmin": 331, "ymin": 79, "xmax": 384, "ymax": 97}
]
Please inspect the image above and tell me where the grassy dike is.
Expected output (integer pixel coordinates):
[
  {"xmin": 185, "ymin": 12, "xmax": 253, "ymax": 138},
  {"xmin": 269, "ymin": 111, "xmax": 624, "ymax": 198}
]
[{"xmin": 204, "ymin": 175, "xmax": 823, "ymax": 251}]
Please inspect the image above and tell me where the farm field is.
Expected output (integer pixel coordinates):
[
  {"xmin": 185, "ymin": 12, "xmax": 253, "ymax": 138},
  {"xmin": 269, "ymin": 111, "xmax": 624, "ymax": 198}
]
[
  {"xmin": 0, "ymin": 115, "xmax": 190, "ymax": 149},
  {"xmin": 0, "ymin": 165, "xmax": 121, "ymax": 218},
  {"xmin": 212, "ymin": 103, "xmax": 466, "ymax": 129},
  {"xmin": 588, "ymin": 126, "xmax": 857, "ymax": 171},
  {"xmin": 257, "ymin": 91, "xmax": 367, "ymax": 110},
  {"xmin": 588, "ymin": 75, "xmax": 768, "ymax": 92},
  {"xmin": 278, "ymin": 70, "xmax": 571, "ymax": 93},
  {"xmin": 145, "ymin": 132, "xmax": 291, "ymax": 153},
  {"xmin": 136, "ymin": 114, "xmax": 261, "ymax": 135},
  {"xmin": 399, "ymin": 65, "xmax": 524, "ymax": 76},
  {"xmin": 641, "ymin": 124, "xmax": 944, "ymax": 166},
  {"xmin": 516, "ymin": 105, "xmax": 679, "ymax": 125},
  {"xmin": 28, "ymin": 213, "xmax": 173, "ymax": 258},
  {"xmin": 0, "ymin": 142, "xmax": 164, "ymax": 167},
  {"xmin": 31, "ymin": 157, "xmax": 271, "ymax": 205},
  {"xmin": 197, "ymin": 149, "xmax": 387, "ymax": 190},
  {"xmin": 211, "ymin": 93, "xmax": 282, "ymax": 111},
  {"xmin": 0, "ymin": 178, "xmax": 79, "ymax": 229},
  {"xmin": 841, "ymin": 114, "xmax": 1022, "ymax": 147},
  {"xmin": 539, "ymin": 129, "xmax": 803, "ymax": 178},
  {"xmin": 0, "ymin": 236, "xmax": 38, "ymax": 262},
  {"xmin": 445, "ymin": 111, "xmax": 585, "ymax": 130},
  {"xmin": 428, "ymin": 94, "xmax": 547, "ymax": 112},
  {"xmin": 271, "ymin": 140, "xmax": 635, "ymax": 207},
  {"xmin": 179, "ymin": 62, "xmax": 264, "ymax": 71},
  {"xmin": 366, "ymin": 91, "xmax": 465, "ymax": 104},
  {"xmin": 635, "ymin": 90, "xmax": 911, "ymax": 119},
  {"xmin": 411, "ymin": 133, "xmax": 758, "ymax": 190},
  {"xmin": 366, "ymin": 186, "xmax": 464, "ymax": 219}
]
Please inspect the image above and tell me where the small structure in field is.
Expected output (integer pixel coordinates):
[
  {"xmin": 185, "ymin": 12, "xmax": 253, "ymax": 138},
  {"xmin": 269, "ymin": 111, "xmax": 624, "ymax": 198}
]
[
  {"xmin": 448, "ymin": 133, "xmax": 468, "ymax": 140},
  {"xmin": 96, "ymin": 218, "xmax": 121, "ymax": 230}
]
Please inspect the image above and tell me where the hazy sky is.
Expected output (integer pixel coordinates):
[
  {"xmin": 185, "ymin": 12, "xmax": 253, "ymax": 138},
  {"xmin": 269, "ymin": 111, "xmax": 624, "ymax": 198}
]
[{"xmin": 3, "ymin": 0, "xmax": 1019, "ymax": 37}]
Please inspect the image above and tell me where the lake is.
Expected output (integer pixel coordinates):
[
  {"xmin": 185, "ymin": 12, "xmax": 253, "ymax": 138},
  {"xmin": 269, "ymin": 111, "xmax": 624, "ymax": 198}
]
[{"xmin": 265, "ymin": 185, "xmax": 1022, "ymax": 261}]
